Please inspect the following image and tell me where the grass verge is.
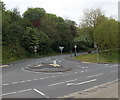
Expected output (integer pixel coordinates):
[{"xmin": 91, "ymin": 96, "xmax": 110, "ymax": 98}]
[{"xmin": 75, "ymin": 50, "xmax": 119, "ymax": 63}]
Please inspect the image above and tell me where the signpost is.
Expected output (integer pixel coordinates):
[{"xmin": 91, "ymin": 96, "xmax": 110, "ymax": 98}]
[
  {"xmin": 94, "ymin": 43, "xmax": 99, "ymax": 63},
  {"xmin": 59, "ymin": 46, "xmax": 64, "ymax": 55},
  {"xmin": 74, "ymin": 45, "xmax": 77, "ymax": 56}
]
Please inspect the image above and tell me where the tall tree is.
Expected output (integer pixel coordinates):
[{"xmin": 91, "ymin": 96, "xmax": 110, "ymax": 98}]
[
  {"xmin": 93, "ymin": 19, "xmax": 118, "ymax": 55},
  {"xmin": 80, "ymin": 8, "xmax": 106, "ymax": 29},
  {"xmin": 23, "ymin": 8, "xmax": 46, "ymax": 28}
]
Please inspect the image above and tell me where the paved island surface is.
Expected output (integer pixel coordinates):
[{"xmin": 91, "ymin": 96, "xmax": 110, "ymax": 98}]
[{"xmin": 1, "ymin": 54, "xmax": 118, "ymax": 98}]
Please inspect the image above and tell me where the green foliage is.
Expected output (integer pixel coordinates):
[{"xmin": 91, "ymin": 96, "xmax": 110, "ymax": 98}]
[
  {"xmin": 2, "ymin": 0, "xmax": 119, "ymax": 63},
  {"xmin": 93, "ymin": 19, "xmax": 118, "ymax": 51},
  {"xmin": 23, "ymin": 7, "xmax": 46, "ymax": 22}
]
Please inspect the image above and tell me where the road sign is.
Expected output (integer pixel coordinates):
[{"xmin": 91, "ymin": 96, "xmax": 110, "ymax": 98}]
[{"xmin": 59, "ymin": 46, "xmax": 64, "ymax": 55}]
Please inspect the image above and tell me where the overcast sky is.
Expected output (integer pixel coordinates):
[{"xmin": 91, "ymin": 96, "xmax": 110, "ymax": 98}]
[{"xmin": 3, "ymin": 0, "xmax": 119, "ymax": 24}]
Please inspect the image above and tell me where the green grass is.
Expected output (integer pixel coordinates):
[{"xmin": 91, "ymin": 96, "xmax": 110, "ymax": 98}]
[{"xmin": 75, "ymin": 50, "xmax": 119, "ymax": 63}]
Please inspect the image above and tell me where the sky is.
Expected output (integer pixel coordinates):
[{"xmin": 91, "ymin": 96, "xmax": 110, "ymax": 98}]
[{"xmin": 3, "ymin": 0, "xmax": 119, "ymax": 24}]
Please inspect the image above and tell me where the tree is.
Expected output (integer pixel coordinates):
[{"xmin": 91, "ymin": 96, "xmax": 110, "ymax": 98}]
[
  {"xmin": 93, "ymin": 19, "xmax": 118, "ymax": 55},
  {"xmin": 23, "ymin": 8, "xmax": 46, "ymax": 28},
  {"xmin": 74, "ymin": 26, "xmax": 94, "ymax": 50},
  {"xmin": 80, "ymin": 8, "xmax": 106, "ymax": 29}
]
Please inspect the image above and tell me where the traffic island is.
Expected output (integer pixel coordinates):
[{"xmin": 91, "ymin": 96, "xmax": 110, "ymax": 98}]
[{"xmin": 24, "ymin": 60, "xmax": 72, "ymax": 72}]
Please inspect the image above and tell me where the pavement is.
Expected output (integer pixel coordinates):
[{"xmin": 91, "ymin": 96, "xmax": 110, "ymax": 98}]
[
  {"xmin": 64, "ymin": 80, "xmax": 119, "ymax": 98},
  {"xmin": 1, "ymin": 53, "xmax": 119, "ymax": 98}
]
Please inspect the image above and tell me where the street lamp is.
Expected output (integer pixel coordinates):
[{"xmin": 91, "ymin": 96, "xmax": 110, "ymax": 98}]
[{"xmin": 74, "ymin": 45, "xmax": 77, "ymax": 56}]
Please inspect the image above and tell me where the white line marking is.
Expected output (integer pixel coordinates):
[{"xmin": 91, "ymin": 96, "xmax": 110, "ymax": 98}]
[
  {"xmin": 81, "ymin": 71, "xmax": 84, "ymax": 72},
  {"xmin": 111, "ymin": 70, "xmax": 118, "ymax": 73},
  {"xmin": 87, "ymin": 74, "xmax": 103, "ymax": 78},
  {"xmin": 12, "ymin": 82, "xmax": 18, "ymax": 84},
  {"xmin": 66, "ymin": 79, "xmax": 78, "ymax": 83},
  {"xmin": 49, "ymin": 82, "xmax": 65, "ymax": 86},
  {"xmin": 2, "ymin": 92, "xmax": 17, "ymax": 96},
  {"xmin": 87, "ymin": 75, "xmax": 94, "ymax": 78},
  {"xmin": 3, "ymin": 83, "xmax": 9, "ymax": 86},
  {"xmin": 67, "ymin": 83, "xmax": 75, "ymax": 86},
  {"xmin": 40, "ymin": 78, "xmax": 45, "ymax": 80},
  {"xmin": 66, "ymin": 74, "xmax": 70, "ymax": 75},
  {"xmin": 19, "ymin": 81, "xmax": 26, "ymax": 83},
  {"xmin": 74, "ymin": 72, "xmax": 78, "ymax": 74},
  {"xmin": 17, "ymin": 89, "xmax": 32, "ymax": 93},
  {"xmin": 26, "ymin": 80, "xmax": 32, "ymax": 82},
  {"xmin": 1, "ymin": 89, "xmax": 32, "ymax": 96},
  {"xmin": 34, "ymin": 89, "xmax": 45, "ymax": 96},
  {"xmin": 76, "ymin": 79, "xmax": 97, "ymax": 85},
  {"xmin": 33, "ymin": 79, "xmax": 38, "ymax": 81},
  {"xmin": 34, "ymin": 89, "xmax": 49, "ymax": 98}
]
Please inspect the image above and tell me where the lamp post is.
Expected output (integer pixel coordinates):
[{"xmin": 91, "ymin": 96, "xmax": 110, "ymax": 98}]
[{"xmin": 74, "ymin": 45, "xmax": 77, "ymax": 56}]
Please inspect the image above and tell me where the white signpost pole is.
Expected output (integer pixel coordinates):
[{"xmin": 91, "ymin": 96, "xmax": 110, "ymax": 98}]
[
  {"xmin": 59, "ymin": 46, "xmax": 64, "ymax": 66},
  {"xmin": 59, "ymin": 47, "xmax": 64, "ymax": 55}
]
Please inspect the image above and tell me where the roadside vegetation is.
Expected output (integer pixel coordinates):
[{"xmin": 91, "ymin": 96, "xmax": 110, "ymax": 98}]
[
  {"xmin": 1, "ymin": 1, "xmax": 119, "ymax": 64},
  {"xmin": 75, "ymin": 50, "xmax": 119, "ymax": 63}
]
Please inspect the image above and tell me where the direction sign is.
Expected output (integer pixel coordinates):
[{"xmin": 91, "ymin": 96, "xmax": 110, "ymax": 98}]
[
  {"xmin": 59, "ymin": 46, "xmax": 64, "ymax": 55},
  {"xmin": 59, "ymin": 47, "xmax": 64, "ymax": 51}
]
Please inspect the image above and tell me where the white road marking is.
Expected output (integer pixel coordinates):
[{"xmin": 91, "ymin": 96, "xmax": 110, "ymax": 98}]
[
  {"xmin": 19, "ymin": 81, "xmax": 26, "ymax": 83},
  {"xmin": 76, "ymin": 79, "xmax": 97, "ymax": 85},
  {"xmin": 1, "ymin": 89, "xmax": 32, "ymax": 96},
  {"xmin": 49, "ymin": 79, "xmax": 78, "ymax": 87},
  {"xmin": 87, "ymin": 74, "xmax": 103, "ymax": 78},
  {"xmin": 81, "ymin": 71, "xmax": 84, "ymax": 72},
  {"xmin": 26, "ymin": 80, "xmax": 32, "ymax": 82},
  {"xmin": 111, "ymin": 70, "xmax": 118, "ymax": 73},
  {"xmin": 76, "ymin": 65, "xmax": 88, "ymax": 69},
  {"xmin": 2, "ymin": 92, "xmax": 17, "ymax": 96},
  {"xmin": 66, "ymin": 79, "xmax": 78, "ymax": 83},
  {"xmin": 74, "ymin": 72, "xmax": 78, "ymax": 74},
  {"xmin": 34, "ymin": 89, "xmax": 49, "ymax": 98},
  {"xmin": 40, "ymin": 78, "xmax": 45, "ymax": 80},
  {"xmin": 3, "ymin": 83, "xmax": 9, "ymax": 86},
  {"xmin": 67, "ymin": 83, "xmax": 75, "ymax": 86},
  {"xmin": 33, "ymin": 79, "xmax": 38, "ymax": 81},
  {"xmin": 17, "ymin": 89, "xmax": 32, "ymax": 93},
  {"xmin": 49, "ymin": 82, "xmax": 65, "ymax": 86},
  {"xmin": 66, "ymin": 74, "xmax": 70, "ymax": 75},
  {"xmin": 12, "ymin": 82, "xmax": 18, "ymax": 84}
]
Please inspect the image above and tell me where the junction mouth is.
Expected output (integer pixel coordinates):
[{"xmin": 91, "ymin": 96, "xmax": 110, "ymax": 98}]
[{"xmin": 24, "ymin": 60, "xmax": 72, "ymax": 72}]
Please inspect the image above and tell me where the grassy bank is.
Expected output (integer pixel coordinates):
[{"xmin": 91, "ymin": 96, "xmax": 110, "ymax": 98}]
[
  {"xmin": 75, "ymin": 50, "xmax": 119, "ymax": 63},
  {"xmin": 2, "ymin": 52, "xmax": 67, "ymax": 64}
]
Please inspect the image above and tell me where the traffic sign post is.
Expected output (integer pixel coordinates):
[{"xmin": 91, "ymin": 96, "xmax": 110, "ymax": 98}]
[
  {"xmin": 94, "ymin": 43, "xmax": 99, "ymax": 63},
  {"xmin": 59, "ymin": 46, "xmax": 64, "ymax": 55}
]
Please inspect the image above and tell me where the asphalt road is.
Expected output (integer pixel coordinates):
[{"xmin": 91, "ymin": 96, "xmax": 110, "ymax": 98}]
[{"xmin": 1, "ymin": 54, "xmax": 118, "ymax": 98}]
